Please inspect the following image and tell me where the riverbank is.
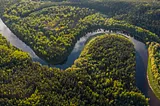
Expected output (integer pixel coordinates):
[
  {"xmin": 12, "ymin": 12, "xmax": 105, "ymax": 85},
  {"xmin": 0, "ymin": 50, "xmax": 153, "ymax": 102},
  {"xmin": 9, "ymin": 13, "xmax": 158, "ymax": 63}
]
[
  {"xmin": 147, "ymin": 54, "xmax": 160, "ymax": 101},
  {"xmin": 0, "ymin": 32, "xmax": 150, "ymax": 105},
  {"xmin": 1, "ymin": 17, "xmax": 160, "ymax": 105}
]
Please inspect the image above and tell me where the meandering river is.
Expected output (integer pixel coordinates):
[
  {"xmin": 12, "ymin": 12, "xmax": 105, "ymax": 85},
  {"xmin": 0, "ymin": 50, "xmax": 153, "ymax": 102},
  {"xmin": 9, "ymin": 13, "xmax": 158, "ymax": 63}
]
[{"xmin": 0, "ymin": 18, "xmax": 159, "ymax": 106}]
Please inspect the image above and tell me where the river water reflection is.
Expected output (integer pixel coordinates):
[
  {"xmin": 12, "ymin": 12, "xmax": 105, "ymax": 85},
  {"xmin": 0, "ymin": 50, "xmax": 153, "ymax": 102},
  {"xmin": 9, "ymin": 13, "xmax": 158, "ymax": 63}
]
[{"xmin": 0, "ymin": 18, "xmax": 159, "ymax": 106}]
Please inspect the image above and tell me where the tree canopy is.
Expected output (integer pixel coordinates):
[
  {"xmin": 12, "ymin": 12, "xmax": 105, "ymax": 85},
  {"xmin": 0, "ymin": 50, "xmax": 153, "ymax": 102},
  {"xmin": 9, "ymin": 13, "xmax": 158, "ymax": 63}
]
[{"xmin": 0, "ymin": 34, "xmax": 149, "ymax": 105}]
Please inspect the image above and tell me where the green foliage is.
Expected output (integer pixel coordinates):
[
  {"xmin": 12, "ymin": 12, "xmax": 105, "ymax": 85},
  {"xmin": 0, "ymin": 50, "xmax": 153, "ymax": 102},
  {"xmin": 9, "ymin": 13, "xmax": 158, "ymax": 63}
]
[
  {"xmin": 147, "ymin": 42, "xmax": 160, "ymax": 100},
  {"xmin": 0, "ymin": 34, "xmax": 149, "ymax": 105},
  {"xmin": 148, "ymin": 42, "xmax": 160, "ymax": 85},
  {"xmin": 44, "ymin": 0, "xmax": 160, "ymax": 36},
  {"xmin": 2, "ymin": 1, "xmax": 159, "ymax": 64},
  {"xmin": 1, "ymin": 0, "xmax": 159, "ymax": 105},
  {"xmin": 0, "ymin": 35, "xmax": 30, "ymax": 68}
]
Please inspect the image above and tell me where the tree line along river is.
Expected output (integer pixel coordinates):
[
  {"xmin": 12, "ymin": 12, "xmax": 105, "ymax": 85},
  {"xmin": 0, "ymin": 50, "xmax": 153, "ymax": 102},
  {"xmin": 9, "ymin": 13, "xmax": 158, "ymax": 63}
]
[{"xmin": 0, "ymin": 18, "xmax": 159, "ymax": 106}]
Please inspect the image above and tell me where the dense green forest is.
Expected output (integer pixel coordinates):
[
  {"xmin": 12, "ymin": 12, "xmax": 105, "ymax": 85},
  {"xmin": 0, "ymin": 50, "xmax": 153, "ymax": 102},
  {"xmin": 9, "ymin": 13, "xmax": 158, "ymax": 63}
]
[
  {"xmin": 148, "ymin": 42, "xmax": 160, "ymax": 99},
  {"xmin": 43, "ymin": 0, "xmax": 160, "ymax": 36},
  {"xmin": 0, "ymin": 33, "xmax": 148, "ymax": 105},
  {"xmin": 0, "ymin": 0, "xmax": 160, "ymax": 105},
  {"xmin": 1, "ymin": 0, "xmax": 160, "ymax": 64}
]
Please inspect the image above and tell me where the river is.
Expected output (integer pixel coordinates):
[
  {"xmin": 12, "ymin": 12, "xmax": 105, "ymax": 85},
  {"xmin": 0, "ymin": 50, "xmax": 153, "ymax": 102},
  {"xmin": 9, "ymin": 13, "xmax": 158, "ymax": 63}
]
[{"xmin": 0, "ymin": 18, "xmax": 159, "ymax": 106}]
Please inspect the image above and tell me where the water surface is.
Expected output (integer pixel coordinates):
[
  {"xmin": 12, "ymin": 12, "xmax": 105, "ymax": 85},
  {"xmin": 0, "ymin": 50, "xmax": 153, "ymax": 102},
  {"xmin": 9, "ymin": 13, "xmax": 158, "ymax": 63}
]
[{"xmin": 0, "ymin": 18, "xmax": 159, "ymax": 106}]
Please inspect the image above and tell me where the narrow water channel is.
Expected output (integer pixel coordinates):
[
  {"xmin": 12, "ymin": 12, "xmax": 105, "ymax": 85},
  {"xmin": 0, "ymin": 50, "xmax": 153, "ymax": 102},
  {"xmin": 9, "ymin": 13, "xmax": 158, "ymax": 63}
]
[
  {"xmin": 0, "ymin": 19, "xmax": 47, "ymax": 65},
  {"xmin": 0, "ymin": 18, "xmax": 159, "ymax": 106}
]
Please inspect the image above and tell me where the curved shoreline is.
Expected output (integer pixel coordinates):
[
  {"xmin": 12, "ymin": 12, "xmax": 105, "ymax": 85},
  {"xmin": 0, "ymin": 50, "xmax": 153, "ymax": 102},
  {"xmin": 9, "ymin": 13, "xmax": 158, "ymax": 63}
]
[
  {"xmin": 147, "ymin": 56, "xmax": 160, "ymax": 105},
  {"xmin": 1, "ymin": 18, "xmax": 160, "ymax": 105}
]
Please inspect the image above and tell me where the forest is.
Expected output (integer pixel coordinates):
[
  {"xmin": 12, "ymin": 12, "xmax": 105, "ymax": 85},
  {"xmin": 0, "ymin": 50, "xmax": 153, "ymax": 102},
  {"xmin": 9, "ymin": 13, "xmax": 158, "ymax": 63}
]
[
  {"xmin": 0, "ymin": 33, "xmax": 149, "ymax": 105},
  {"xmin": 1, "ymin": 0, "xmax": 160, "ymax": 64},
  {"xmin": 148, "ymin": 42, "xmax": 160, "ymax": 100},
  {"xmin": 0, "ymin": 0, "xmax": 160, "ymax": 105}
]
